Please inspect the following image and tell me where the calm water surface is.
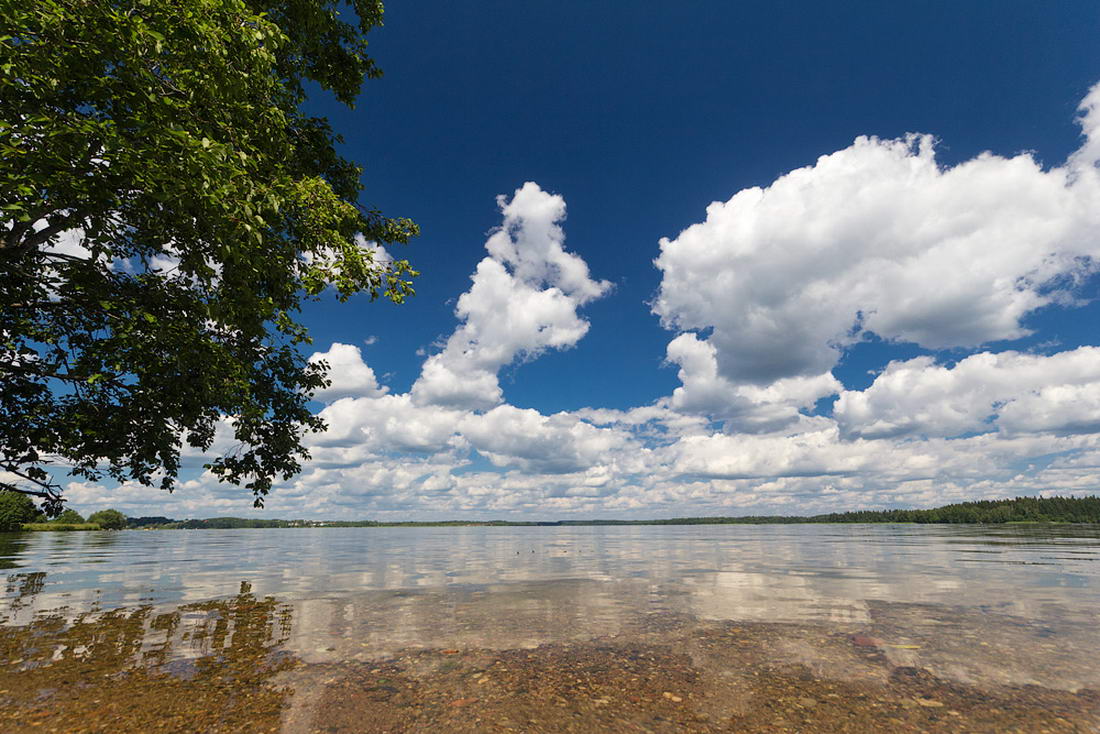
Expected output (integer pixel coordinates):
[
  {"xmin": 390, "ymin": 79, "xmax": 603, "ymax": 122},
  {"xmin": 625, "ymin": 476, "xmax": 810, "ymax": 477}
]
[
  {"xmin": 3, "ymin": 524, "xmax": 1099, "ymax": 732},
  {"xmin": 3, "ymin": 524, "xmax": 1100, "ymax": 621}
]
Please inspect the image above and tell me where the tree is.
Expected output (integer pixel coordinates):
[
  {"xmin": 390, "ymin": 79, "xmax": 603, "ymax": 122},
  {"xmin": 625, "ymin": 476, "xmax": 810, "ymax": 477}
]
[
  {"xmin": 0, "ymin": 489, "xmax": 37, "ymax": 531},
  {"xmin": 0, "ymin": 0, "xmax": 417, "ymax": 515},
  {"xmin": 88, "ymin": 508, "xmax": 127, "ymax": 530},
  {"xmin": 52, "ymin": 508, "xmax": 85, "ymax": 524}
]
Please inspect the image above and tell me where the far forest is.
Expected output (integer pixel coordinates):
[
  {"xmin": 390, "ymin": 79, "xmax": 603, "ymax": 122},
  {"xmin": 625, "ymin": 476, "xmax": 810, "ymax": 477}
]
[{"xmin": 124, "ymin": 495, "xmax": 1100, "ymax": 529}]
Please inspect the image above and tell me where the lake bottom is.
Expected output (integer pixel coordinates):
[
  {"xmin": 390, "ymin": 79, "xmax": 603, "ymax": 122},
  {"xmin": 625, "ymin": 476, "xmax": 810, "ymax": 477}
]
[{"xmin": 2, "ymin": 578, "xmax": 1098, "ymax": 733}]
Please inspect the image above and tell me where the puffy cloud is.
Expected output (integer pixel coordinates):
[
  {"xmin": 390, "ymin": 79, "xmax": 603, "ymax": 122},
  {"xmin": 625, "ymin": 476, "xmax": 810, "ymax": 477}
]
[
  {"xmin": 653, "ymin": 85, "xmax": 1100, "ymax": 385},
  {"xmin": 665, "ymin": 332, "xmax": 841, "ymax": 432},
  {"xmin": 308, "ymin": 342, "xmax": 387, "ymax": 402},
  {"xmin": 1070, "ymin": 81, "xmax": 1100, "ymax": 173},
  {"xmin": 670, "ymin": 424, "xmax": 874, "ymax": 480},
  {"xmin": 662, "ymin": 425, "xmax": 1100, "ymax": 509},
  {"xmin": 411, "ymin": 182, "xmax": 610, "ymax": 410},
  {"xmin": 277, "ymin": 185, "xmax": 627, "ymax": 494},
  {"xmin": 572, "ymin": 403, "xmax": 714, "ymax": 440},
  {"xmin": 62, "ymin": 423, "xmax": 1100, "ymax": 521},
  {"xmin": 835, "ymin": 347, "xmax": 1100, "ymax": 439},
  {"xmin": 309, "ymin": 393, "xmax": 464, "ymax": 456},
  {"xmin": 458, "ymin": 405, "xmax": 633, "ymax": 474},
  {"xmin": 293, "ymin": 184, "xmax": 624, "ymax": 480},
  {"xmin": 997, "ymin": 382, "xmax": 1100, "ymax": 436}
]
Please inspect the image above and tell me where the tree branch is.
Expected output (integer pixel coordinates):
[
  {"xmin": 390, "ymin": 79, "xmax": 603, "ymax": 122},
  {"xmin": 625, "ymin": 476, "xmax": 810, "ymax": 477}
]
[
  {"xmin": 0, "ymin": 464, "xmax": 65, "ymax": 515},
  {"xmin": 1, "ymin": 219, "xmax": 37, "ymax": 250},
  {"xmin": 17, "ymin": 211, "xmax": 89, "ymax": 251},
  {"xmin": 0, "ymin": 361, "xmax": 130, "ymax": 390}
]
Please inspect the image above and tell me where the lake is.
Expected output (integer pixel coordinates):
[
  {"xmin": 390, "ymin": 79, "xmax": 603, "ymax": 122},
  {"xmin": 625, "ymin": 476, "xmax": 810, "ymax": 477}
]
[{"xmin": 2, "ymin": 524, "xmax": 1099, "ymax": 732}]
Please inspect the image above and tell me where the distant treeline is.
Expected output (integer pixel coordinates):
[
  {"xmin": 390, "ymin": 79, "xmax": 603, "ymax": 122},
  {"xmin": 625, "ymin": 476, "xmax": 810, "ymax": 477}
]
[
  {"xmin": 127, "ymin": 496, "xmax": 1100, "ymax": 529},
  {"xmin": 566, "ymin": 495, "xmax": 1100, "ymax": 525}
]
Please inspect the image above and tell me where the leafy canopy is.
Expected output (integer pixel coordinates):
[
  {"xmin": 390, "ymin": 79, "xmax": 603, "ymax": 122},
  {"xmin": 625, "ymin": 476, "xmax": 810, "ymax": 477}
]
[
  {"xmin": 52, "ymin": 508, "xmax": 85, "ymax": 524},
  {"xmin": 88, "ymin": 508, "xmax": 127, "ymax": 529},
  {"xmin": 0, "ymin": 489, "xmax": 36, "ymax": 531},
  {"xmin": 0, "ymin": 0, "xmax": 417, "ymax": 514}
]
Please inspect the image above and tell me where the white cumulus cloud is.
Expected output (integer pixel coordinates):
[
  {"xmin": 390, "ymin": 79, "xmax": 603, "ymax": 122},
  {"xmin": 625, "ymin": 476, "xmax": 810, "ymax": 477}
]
[
  {"xmin": 459, "ymin": 405, "xmax": 633, "ymax": 474},
  {"xmin": 411, "ymin": 182, "xmax": 611, "ymax": 410},
  {"xmin": 835, "ymin": 347, "xmax": 1100, "ymax": 439},
  {"xmin": 653, "ymin": 86, "xmax": 1100, "ymax": 386},
  {"xmin": 308, "ymin": 342, "xmax": 388, "ymax": 402},
  {"xmin": 665, "ymin": 332, "xmax": 841, "ymax": 432}
]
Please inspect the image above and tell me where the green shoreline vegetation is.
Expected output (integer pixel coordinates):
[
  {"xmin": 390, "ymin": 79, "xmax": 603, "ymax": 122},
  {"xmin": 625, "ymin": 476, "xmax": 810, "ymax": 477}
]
[
  {"xmin": 0, "ymin": 492, "xmax": 129, "ymax": 531},
  {"xmin": 3, "ymin": 494, "xmax": 1098, "ymax": 532},
  {"xmin": 118, "ymin": 495, "xmax": 1100, "ymax": 530}
]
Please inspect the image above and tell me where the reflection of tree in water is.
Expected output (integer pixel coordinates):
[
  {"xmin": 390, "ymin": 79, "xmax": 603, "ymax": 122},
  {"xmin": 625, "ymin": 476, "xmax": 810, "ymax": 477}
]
[
  {"xmin": 3, "ymin": 571, "xmax": 46, "ymax": 618},
  {"xmin": 0, "ymin": 533, "xmax": 28, "ymax": 571},
  {"xmin": 0, "ymin": 582, "xmax": 297, "ymax": 733}
]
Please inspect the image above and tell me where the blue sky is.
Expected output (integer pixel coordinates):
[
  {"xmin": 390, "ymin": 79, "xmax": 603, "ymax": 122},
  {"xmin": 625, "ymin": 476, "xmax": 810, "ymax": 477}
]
[{"xmin": 69, "ymin": 1, "xmax": 1100, "ymax": 519}]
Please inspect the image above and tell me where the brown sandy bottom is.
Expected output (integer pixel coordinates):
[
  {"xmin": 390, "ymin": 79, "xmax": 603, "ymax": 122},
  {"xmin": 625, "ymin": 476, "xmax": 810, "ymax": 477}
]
[{"xmin": 1, "ymin": 589, "xmax": 1098, "ymax": 733}]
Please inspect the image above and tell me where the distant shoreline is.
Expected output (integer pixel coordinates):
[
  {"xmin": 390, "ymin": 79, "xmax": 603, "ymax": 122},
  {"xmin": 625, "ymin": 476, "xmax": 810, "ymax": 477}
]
[{"xmin": 114, "ymin": 495, "xmax": 1099, "ymax": 530}]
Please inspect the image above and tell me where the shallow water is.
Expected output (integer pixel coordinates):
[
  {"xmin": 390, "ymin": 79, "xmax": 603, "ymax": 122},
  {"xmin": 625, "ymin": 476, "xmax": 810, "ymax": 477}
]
[{"xmin": 2, "ymin": 524, "xmax": 1099, "ymax": 732}]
